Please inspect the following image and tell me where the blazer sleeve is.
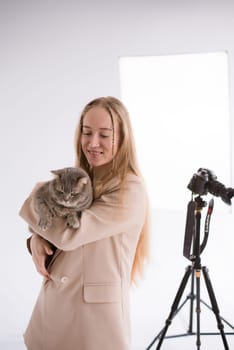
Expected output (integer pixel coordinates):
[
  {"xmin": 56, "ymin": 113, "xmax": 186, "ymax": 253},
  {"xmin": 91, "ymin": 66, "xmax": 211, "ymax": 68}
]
[{"xmin": 19, "ymin": 176, "xmax": 147, "ymax": 251}]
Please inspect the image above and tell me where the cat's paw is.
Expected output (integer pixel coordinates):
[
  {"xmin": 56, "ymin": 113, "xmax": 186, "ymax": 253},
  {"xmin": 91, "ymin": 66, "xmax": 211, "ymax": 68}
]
[
  {"xmin": 66, "ymin": 214, "xmax": 80, "ymax": 229},
  {"xmin": 38, "ymin": 218, "xmax": 52, "ymax": 231}
]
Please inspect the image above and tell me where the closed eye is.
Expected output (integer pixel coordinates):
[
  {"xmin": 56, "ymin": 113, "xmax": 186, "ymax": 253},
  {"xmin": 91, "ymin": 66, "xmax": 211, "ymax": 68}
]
[
  {"xmin": 55, "ymin": 188, "xmax": 64, "ymax": 194},
  {"xmin": 82, "ymin": 132, "xmax": 110, "ymax": 138},
  {"xmin": 71, "ymin": 192, "xmax": 78, "ymax": 196}
]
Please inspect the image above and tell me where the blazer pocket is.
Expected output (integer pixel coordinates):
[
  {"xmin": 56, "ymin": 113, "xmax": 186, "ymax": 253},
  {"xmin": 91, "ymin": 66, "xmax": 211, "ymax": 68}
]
[{"xmin": 83, "ymin": 283, "xmax": 121, "ymax": 303}]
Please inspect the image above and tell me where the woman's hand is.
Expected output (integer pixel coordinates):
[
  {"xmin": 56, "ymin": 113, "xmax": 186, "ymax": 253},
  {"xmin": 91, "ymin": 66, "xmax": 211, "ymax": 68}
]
[{"xmin": 30, "ymin": 234, "xmax": 54, "ymax": 279}]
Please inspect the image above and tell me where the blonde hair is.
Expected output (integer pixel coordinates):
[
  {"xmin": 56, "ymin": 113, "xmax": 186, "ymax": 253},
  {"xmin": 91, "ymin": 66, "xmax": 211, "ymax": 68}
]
[{"xmin": 74, "ymin": 96, "xmax": 150, "ymax": 283}]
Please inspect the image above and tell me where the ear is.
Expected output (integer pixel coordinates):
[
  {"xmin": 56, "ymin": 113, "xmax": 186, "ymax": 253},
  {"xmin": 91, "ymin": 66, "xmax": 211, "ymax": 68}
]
[
  {"xmin": 51, "ymin": 169, "xmax": 63, "ymax": 176},
  {"xmin": 79, "ymin": 177, "xmax": 88, "ymax": 185}
]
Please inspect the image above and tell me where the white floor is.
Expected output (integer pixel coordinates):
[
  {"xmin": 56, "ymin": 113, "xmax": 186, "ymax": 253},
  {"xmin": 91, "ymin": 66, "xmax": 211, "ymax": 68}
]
[
  {"xmin": 1, "ymin": 335, "xmax": 234, "ymax": 350},
  {"xmin": 0, "ymin": 342, "xmax": 26, "ymax": 350},
  {"xmin": 143, "ymin": 334, "xmax": 234, "ymax": 350}
]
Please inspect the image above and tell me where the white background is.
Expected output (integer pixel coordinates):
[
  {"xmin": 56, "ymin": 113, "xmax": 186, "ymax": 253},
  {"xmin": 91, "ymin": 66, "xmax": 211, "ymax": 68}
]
[
  {"xmin": 120, "ymin": 52, "xmax": 231, "ymax": 211},
  {"xmin": 1, "ymin": 0, "xmax": 234, "ymax": 349}
]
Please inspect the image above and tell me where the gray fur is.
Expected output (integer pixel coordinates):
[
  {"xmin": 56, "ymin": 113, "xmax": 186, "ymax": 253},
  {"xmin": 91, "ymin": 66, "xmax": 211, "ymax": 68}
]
[{"xmin": 34, "ymin": 167, "xmax": 93, "ymax": 231}]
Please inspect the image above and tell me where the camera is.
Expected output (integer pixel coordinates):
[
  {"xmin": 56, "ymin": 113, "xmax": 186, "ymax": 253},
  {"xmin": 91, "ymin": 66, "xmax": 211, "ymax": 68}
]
[{"xmin": 187, "ymin": 168, "xmax": 234, "ymax": 205}]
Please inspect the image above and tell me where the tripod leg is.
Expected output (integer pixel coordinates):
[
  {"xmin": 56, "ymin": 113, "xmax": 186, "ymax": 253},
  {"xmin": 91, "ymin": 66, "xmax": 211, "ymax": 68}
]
[
  {"xmin": 195, "ymin": 269, "xmax": 201, "ymax": 349},
  {"xmin": 153, "ymin": 265, "xmax": 193, "ymax": 350},
  {"xmin": 188, "ymin": 269, "xmax": 195, "ymax": 334},
  {"xmin": 202, "ymin": 266, "xmax": 230, "ymax": 350}
]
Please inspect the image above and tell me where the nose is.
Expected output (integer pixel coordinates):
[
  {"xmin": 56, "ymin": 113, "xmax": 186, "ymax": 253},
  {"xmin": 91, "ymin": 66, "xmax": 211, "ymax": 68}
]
[
  {"xmin": 89, "ymin": 133, "xmax": 100, "ymax": 147},
  {"xmin": 64, "ymin": 194, "xmax": 70, "ymax": 202}
]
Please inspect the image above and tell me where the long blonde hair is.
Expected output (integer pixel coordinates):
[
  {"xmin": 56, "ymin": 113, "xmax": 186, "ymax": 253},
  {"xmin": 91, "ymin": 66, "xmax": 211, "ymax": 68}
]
[{"xmin": 74, "ymin": 96, "xmax": 150, "ymax": 283}]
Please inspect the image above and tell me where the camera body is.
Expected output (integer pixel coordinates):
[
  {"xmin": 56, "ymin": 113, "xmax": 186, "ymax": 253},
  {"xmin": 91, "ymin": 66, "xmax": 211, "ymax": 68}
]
[
  {"xmin": 187, "ymin": 168, "xmax": 234, "ymax": 205},
  {"xmin": 187, "ymin": 168, "xmax": 217, "ymax": 196}
]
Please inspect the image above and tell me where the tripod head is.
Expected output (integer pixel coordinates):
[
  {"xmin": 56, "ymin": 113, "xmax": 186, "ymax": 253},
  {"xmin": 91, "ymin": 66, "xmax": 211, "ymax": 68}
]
[{"xmin": 183, "ymin": 168, "xmax": 233, "ymax": 263}]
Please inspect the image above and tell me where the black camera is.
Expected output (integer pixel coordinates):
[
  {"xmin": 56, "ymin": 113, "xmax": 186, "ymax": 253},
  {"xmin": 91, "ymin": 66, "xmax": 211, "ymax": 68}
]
[{"xmin": 187, "ymin": 168, "xmax": 234, "ymax": 205}]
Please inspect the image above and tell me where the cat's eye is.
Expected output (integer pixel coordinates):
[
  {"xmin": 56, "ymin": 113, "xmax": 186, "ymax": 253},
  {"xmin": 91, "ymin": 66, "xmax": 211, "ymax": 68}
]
[{"xmin": 71, "ymin": 192, "xmax": 78, "ymax": 196}]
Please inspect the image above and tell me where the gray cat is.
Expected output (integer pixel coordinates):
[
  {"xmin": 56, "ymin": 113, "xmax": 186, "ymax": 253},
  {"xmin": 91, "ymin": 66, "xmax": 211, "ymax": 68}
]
[{"xmin": 34, "ymin": 167, "xmax": 93, "ymax": 231}]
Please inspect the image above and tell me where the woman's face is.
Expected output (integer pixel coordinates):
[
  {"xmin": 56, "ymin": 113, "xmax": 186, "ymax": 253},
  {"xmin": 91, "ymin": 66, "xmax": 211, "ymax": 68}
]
[{"xmin": 81, "ymin": 106, "xmax": 119, "ymax": 168}]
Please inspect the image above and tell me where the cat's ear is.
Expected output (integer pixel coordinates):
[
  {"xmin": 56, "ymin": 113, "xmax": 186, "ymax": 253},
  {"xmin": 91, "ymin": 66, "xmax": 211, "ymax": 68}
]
[
  {"xmin": 79, "ymin": 177, "xmax": 88, "ymax": 185},
  {"xmin": 51, "ymin": 169, "xmax": 63, "ymax": 177}
]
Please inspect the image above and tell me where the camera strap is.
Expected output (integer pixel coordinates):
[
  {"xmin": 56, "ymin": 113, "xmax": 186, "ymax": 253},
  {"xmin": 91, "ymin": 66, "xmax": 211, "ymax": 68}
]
[
  {"xmin": 183, "ymin": 200, "xmax": 196, "ymax": 260},
  {"xmin": 200, "ymin": 198, "xmax": 214, "ymax": 254}
]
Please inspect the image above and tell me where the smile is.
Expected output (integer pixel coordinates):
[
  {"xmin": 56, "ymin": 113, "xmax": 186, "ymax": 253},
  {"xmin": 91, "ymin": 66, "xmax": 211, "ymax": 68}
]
[{"xmin": 88, "ymin": 150, "xmax": 103, "ymax": 155}]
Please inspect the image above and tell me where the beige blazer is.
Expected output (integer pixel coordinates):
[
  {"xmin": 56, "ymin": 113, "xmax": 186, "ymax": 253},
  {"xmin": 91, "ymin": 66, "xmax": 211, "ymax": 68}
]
[{"xmin": 19, "ymin": 174, "xmax": 147, "ymax": 350}]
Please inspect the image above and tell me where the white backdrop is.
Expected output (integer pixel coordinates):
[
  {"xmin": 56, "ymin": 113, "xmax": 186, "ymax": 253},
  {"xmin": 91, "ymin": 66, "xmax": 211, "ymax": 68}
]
[{"xmin": 1, "ymin": 0, "xmax": 234, "ymax": 349}]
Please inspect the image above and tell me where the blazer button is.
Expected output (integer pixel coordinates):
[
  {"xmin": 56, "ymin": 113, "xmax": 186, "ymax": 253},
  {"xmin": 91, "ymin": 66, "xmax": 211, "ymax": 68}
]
[{"xmin": 60, "ymin": 276, "xmax": 68, "ymax": 284}]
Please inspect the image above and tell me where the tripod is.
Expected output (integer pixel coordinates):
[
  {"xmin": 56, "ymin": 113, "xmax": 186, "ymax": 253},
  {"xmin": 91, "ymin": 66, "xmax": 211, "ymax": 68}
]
[{"xmin": 146, "ymin": 196, "xmax": 234, "ymax": 350}]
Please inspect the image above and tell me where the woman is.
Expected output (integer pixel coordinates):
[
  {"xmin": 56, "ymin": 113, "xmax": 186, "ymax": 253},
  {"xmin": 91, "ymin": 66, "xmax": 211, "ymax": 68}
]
[{"xmin": 19, "ymin": 96, "xmax": 150, "ymax": 350}]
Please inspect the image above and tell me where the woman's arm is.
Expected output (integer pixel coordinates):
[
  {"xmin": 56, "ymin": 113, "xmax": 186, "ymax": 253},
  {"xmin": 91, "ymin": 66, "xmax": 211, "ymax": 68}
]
[{"xmin": 19, "ymin": 176, "xmax": 147, "ymax": 251}]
